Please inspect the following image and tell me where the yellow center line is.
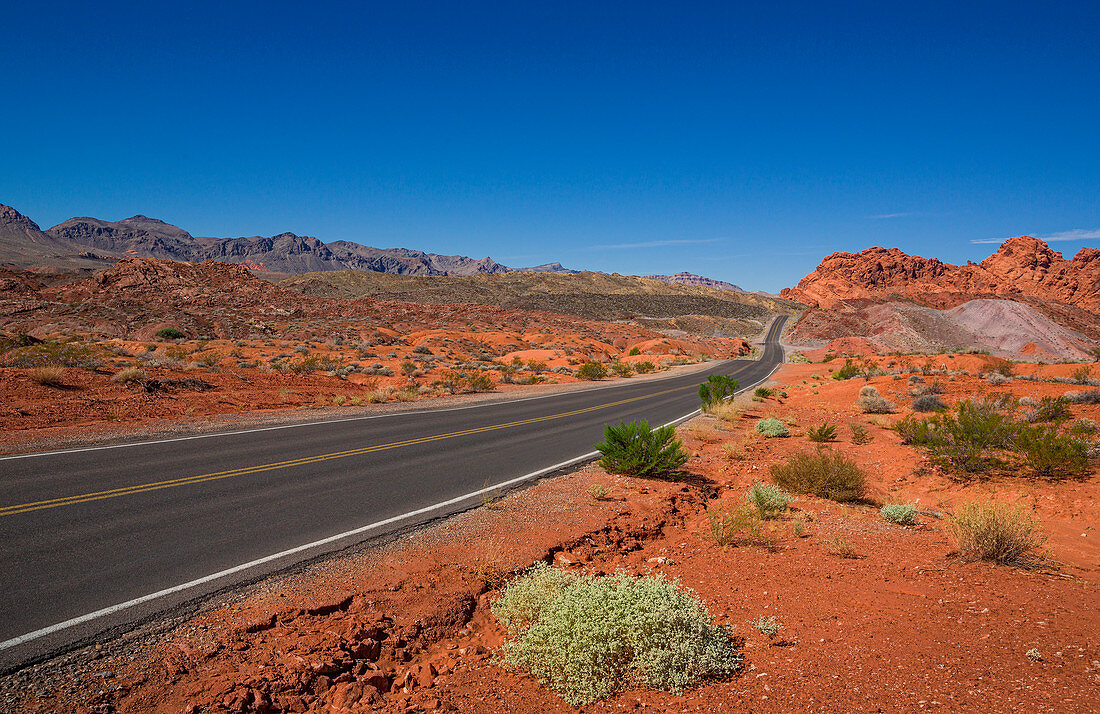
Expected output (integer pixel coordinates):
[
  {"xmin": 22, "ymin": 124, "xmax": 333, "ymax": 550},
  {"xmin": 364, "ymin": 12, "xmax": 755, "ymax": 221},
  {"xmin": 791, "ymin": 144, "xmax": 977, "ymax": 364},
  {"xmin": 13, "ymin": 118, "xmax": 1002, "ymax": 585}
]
[{"xmin": 1, "ymin": 383, "xmax": 694, "ymax": 518}]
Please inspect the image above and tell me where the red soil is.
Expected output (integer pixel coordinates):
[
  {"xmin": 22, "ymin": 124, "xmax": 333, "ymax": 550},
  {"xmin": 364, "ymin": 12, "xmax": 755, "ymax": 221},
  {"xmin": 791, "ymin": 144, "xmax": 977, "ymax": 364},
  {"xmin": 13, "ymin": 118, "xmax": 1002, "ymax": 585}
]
[
  {"xmin": 0, "ymin": 259, "xmax": 751, "ymax": 453},
  {"xmin": 5, "ymin": 356, "xmax": 1098, "ymax": 712}
]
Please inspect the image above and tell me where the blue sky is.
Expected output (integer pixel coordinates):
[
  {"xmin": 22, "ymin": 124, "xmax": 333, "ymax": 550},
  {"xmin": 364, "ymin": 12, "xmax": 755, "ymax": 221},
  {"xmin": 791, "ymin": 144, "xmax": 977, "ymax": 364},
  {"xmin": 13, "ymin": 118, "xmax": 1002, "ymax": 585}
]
[{"xmin": 2, "ymin": 1, "xmax": 1098, "ymax": 291}]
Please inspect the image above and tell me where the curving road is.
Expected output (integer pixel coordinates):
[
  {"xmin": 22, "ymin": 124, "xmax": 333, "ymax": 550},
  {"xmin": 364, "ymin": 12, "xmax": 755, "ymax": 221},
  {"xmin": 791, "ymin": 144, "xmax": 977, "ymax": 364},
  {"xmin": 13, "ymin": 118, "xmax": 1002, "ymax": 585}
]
[{"xmin": 0, "ymin": 316, "xmax": 786, "ymax": 670}]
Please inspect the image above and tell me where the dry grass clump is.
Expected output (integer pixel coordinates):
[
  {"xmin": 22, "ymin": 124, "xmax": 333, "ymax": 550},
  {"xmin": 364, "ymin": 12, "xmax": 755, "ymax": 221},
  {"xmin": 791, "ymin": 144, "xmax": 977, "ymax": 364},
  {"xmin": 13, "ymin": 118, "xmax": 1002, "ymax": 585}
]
[
  {"xmin": 825, "ymin": 535, "xmax": 860, "ymax": 559},
  {"xmin": 703, "ymin": 400, "xmax": 742, "ymax": 423},
  {"xmin": 31, "ymin": 365, "xmax": 66, "ymax": 387},
  {"xmin": 770, "ymin": 448, "xmax": 866, "ymax": 502},
  {"xmin": 950, "ymin": 500, "xmax": 1045, "ymax": 566},
  {"xmin": 111, "ymin": 367, "xmax": 147, "ymax": 384},
  {"xmin": 857, "ymin": 385, "xmax": 895, "ymax": 414}
]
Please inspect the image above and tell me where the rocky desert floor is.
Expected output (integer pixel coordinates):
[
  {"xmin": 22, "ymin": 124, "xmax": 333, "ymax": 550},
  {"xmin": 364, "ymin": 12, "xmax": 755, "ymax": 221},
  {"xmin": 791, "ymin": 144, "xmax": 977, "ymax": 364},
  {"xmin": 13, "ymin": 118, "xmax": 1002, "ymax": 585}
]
[
  {"xmin": 3, "ymin": 352, "xmax": 1098, "ymax": 713},
  {"xmin": 0, "ymin": 260, "xmax": 754, "ymax": 454}
]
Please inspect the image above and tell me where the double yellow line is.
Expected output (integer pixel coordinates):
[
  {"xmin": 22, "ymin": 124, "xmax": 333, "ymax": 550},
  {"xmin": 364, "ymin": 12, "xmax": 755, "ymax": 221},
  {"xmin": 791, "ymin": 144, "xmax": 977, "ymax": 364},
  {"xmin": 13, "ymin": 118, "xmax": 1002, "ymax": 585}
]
[{"xmin": 0, "ymin": 384, "xmax": 689, "ymax": 518}]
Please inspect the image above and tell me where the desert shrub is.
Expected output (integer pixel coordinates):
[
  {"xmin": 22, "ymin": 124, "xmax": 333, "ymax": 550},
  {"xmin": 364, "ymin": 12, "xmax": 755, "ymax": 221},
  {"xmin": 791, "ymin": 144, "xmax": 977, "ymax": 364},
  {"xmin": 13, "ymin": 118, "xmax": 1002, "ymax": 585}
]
[
  {"xmin": 1071, "ymin": 418, "xmax": 1098, "ymax": 434},
  {"xmin": 849, "ymin": 423, "xmax": 872, "ymax": 444},
  {"xmin": 610, "ymin": 361, "xmax": 634, "ymax": 377},
  {"xmin": 881, "ymin": 503, "xmax": 919, "ymax": 525},
  {"xmin": 576, "ymin": 361, "xmax": 608, "ymax": 380},
  {"xmin": 703, "ymin": 400, "xmax": 741, "ymax": 423},
  {"xmin": 1064, "ymin": 388, "xmax": 1100, "ymax": 404},
  {"xmin": 400, "ymin": 360, "xmax": 419, "ymax": 377},
  {"xmin": 746, "ymin": 482, "xmax": 790, "ymax": 520},
  {"xmin": 753, "ymin": 386, "xmax": 775, "ymax": 399},
  {"xmin": 698, "ymin": 375, "xmax": 739, "ymax": 407},
  {"xmin": 588, "ymin": 483, "xmax": 610, "ymax": 501},
  {"xmin": 595, "ymin": 420, "xmax": 688, "ymax": 479},
  {"xmin": 628, "ymin": 346, "xmax": 641, "ymax": 356},
  {"xmin": 856, "ymin": 385, "xmax": 895, "ymax": 414},
  {"xmin": 1014, "ymin": 425, "xmax": 1090, "ymax": 478},
  {"xmin": 825, "ymin": 535, "xmax": 860, "ymax": 559},
  {"xmin": 755, "ymin": 418, "xmax": 789, "ymax": 438},
  {"xmin": 705, "ymin": 501, "xmax": 764, "ymax": 547},
  {"xmin": 111, "ymin": 367, "xmax": 146, "ymax": 384},
  {"xmin": 806, "ymin": 422, "xmax": 838, "ymax": 443},
  {"xmin": 1021, "ymin": 396, "xmax": 1070, "ymax": 424},
  {"xmin": 155, "ymin": 327, "xmax": 185, "ymax": 340},
  {"xmin": 752, "ymin": 616, "xmax": 782, "ymax": 639},
  {"xmin": 2, "ymin": 340, "xmax": 101, "ymax": 369},
  {"xmin": 770, "ymin": 449, "xmax": 866, "ymax": 502},
  {"xmin": 31, "ymin": 366, "xmax": 66, "ymax": 387},
  {"xmin": 1071, "ymin": 365, "xmax": 1095, "ymax": 385},
  {"xmin": 985, "ymin": 372, "xmax": 1011, "ymax": 386},
  {"xmin": 466, "ymin": 372, "xmax": 496, "ymax": 392},
  {"xmin": 412, "ymin": 344, "xmax": 432, "ymax": 355},
  {"xmin": 832, "ymin": 359, "xmax": 862, "ymax": 381},
  {"xmin": 912, "ymin": 394, "xmax": 947, "ymax": 412},
  {"xmin": 951, "ymin": 500, "xmax": 1044, "ymax": 566},
  {"xmin": 911, "ymin": 398, "xmax": 1018, "ymax": 473},
  {"xmin": 787, "ymin": 351, "xmax": 809, "ymax": 363},
  {"xmin": 493, "ymin": 563, "xmax": 741, "ymax": 704},
  {"xmin": 291, "ymin": 355, "xmax": 338, "ymax": 374},
  {"xmin": 634, "ymin": 361, "xmax": 656, "ymax": 374}
]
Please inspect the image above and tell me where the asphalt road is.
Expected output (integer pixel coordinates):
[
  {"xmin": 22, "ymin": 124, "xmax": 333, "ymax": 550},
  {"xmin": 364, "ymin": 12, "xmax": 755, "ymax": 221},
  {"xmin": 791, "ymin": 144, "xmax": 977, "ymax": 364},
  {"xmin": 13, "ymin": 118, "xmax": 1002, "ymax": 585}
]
[{"xmin": 0, "ymin": 316, "xmax": 786, "ymax": 669}]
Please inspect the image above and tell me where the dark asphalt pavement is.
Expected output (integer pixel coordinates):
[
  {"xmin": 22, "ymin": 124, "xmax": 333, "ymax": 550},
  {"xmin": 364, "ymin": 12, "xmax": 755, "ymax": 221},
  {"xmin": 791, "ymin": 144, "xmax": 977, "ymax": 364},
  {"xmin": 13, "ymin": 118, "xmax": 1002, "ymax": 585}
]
[{"xmin": 0, "ymin": 316, "xmax": 786, "ymax": 669}]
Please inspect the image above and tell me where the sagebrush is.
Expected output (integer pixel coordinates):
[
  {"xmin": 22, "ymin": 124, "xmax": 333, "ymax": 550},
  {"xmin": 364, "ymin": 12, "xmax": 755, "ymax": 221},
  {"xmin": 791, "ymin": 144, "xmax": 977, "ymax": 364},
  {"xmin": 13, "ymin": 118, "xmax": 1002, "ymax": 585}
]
[{"xmin": 493, "ymin": 563, "xmax": 742, "ymax": 704}]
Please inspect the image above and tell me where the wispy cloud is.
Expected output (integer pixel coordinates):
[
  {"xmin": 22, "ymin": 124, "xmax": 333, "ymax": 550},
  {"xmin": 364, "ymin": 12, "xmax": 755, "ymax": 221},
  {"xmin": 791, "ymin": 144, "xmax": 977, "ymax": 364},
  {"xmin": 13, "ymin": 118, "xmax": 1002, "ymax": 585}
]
[
  {"xmin": 870, "ymin": 212, "xmax": 916, "ymax": 220},
  {"xmin": 970, "ymin": 228, "xmax": 1100, "ymax": 244},
  {"xmin": 587, "ymin": 238, "xmax": 722, "ymax": 250}
]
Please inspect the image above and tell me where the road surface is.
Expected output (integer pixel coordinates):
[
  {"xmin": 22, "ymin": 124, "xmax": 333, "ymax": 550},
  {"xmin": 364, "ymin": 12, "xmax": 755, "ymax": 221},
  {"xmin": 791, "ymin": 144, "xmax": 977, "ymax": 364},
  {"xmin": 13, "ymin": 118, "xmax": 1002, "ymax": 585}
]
[{"xmin": 0, "ymin": 316, "xmax": 786, "ymax": 669}]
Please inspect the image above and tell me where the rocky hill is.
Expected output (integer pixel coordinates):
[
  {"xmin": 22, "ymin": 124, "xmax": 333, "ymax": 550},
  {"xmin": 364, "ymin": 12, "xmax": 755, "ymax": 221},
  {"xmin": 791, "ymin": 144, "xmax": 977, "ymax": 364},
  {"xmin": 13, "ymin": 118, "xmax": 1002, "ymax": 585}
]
[
  {"xmin": 644, "ymin": 272, "xmax": 744, "ymax": 292},
  {"xmin": 279, "ymin": 269, "xmax": 800, "ymax": 338},
  {"xmin": 784, "ymin": 237, "xmax": 1100, "ymax": 358},
  {"xmin": 783, "ymin": 237, "xmax": 1100, "ymax": 312}
]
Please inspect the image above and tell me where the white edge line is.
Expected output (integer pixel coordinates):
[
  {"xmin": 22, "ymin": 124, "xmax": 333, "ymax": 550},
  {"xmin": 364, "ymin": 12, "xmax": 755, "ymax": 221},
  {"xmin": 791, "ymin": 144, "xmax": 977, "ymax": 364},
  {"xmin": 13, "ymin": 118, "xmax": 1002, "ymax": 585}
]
[
  {"xmin": 0, "ymin": 330, "xmax": 785, "ymax": 653},
  {"xmin": 0, "ymin": 358, "xmax": 740, "ymax": 462}
]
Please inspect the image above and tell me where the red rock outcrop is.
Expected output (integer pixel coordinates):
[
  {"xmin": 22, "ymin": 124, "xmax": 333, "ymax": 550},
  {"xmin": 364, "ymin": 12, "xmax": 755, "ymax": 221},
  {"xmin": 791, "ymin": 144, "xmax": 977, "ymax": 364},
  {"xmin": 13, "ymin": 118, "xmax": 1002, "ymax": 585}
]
[{"xmin": 782, "ymin": 237, "xmax": 1100, "ymax": 312}]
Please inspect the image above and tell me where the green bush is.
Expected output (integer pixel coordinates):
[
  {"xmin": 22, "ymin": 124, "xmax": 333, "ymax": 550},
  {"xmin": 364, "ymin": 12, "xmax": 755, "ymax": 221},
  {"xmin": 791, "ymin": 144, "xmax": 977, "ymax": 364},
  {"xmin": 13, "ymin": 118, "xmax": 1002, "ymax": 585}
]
[
  {"xmin": 881, "ymin": 503, "xmax": 919, "ymax": 525},
  {"xmin": 755, "ymin": 417, "xmax": 789, "ymax": 438},
  {"xmin": 699, "ymin": 375, "xmax": 739, "ymax": 407},
  {"xmin": 610, "ymin": 361, "xmax": 634, "ymax": 377},
  {"xmin": 849, "ymin": 423, "xmax": 872, "ymax": 445},
  {"xmin": 806, "ymin": 421, "xmax": 838, "ymax": 443},
  {"xmin": 1021, "ymin": 396, "xmax": 1070, "ymax": 424},
  {"xmin": 746, "ymin": 482, "xmax": 790, "ymax": 519},
  {"xmin": 1014, "ymin": 425, "xmax": 1089, "ymax": 478},
  {"xmin": 770, "ymin": 448, "xmax": 866, "ymax": 502},
  {"xmin": 629, "ymin": 346, "xmax": 642, "ymax": 356},
  {"xmin": 595, "ymin": 420, "xmax": 688, "ymax": 479},
  {"xmin": 634, "ymin": 361, "xmax": 656, "ymax": 374},
  {"xmin": 493, "ymin": 563, "xmax": 742, "ymax": 704},
  {"xmin": 908, "ymin": 397, "xmax": 1018, "ymax": 474},
  {"xmin": 832, "ymin": 359, "xmax": 862, "ymax": 380},
  {"xmin": 155, "ymin": 327, "xmax": 185, "ymax": 340},
  {"xmin": 753, "ymin": 386, "xmax": 775, "ymax": 399},
  {"xmin": 951, "ymin": 500, "xmax": 1044, "ymax": 566},
  {"xmin": 576, "ymin": 361, "xmax": 608, "ymax": 380}
]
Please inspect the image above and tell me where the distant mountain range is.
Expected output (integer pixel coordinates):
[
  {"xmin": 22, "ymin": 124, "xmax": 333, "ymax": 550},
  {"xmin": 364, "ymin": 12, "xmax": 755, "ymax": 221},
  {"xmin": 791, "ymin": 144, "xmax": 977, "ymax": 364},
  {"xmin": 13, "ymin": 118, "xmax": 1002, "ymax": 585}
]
[{"xmin": 0, "ymin": 204, "xmax": 748, "ymax": 289}]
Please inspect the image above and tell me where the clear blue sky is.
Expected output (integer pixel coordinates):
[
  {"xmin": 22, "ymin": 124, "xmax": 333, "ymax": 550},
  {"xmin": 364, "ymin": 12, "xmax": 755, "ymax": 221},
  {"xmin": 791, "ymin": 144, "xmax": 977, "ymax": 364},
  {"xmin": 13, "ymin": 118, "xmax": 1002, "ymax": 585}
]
[{"xmin": 2, "ymin": 1, "xmax": 1098, "ymax": 291}]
